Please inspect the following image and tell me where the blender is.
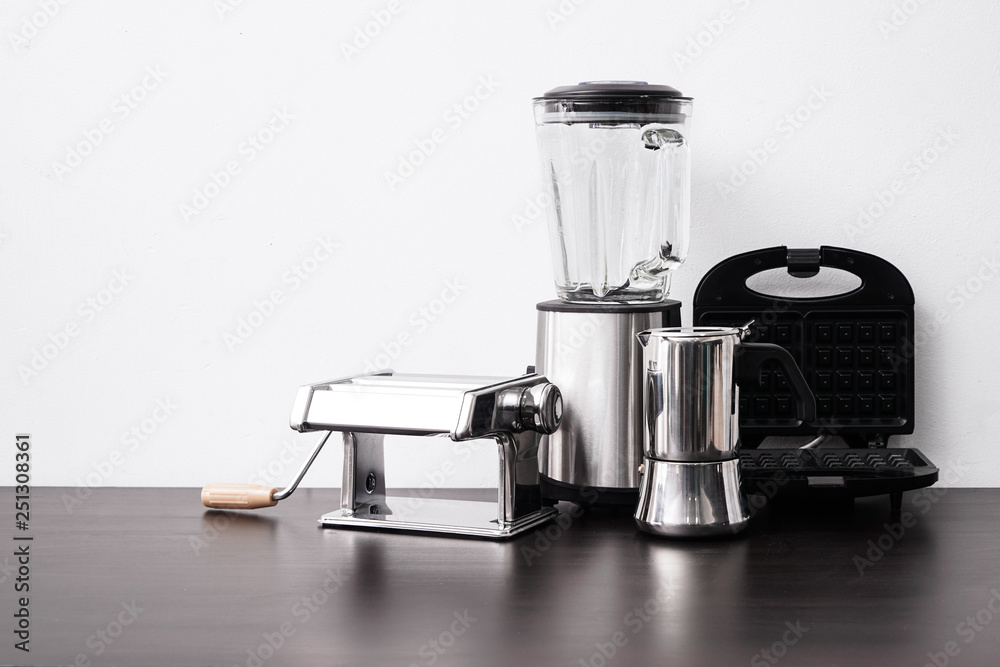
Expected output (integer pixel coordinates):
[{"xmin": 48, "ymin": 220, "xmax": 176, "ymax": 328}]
[{"xmin": 532, "ymin": 82, "xmax": 691, "ymax": 505}]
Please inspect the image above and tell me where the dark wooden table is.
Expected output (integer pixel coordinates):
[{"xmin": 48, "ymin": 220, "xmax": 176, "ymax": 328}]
[{"xmin": 2, "ymin": 487, "xmax": 1000, "ymax": 666}]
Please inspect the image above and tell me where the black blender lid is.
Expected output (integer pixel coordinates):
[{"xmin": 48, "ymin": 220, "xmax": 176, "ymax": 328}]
[
  {"xmin": 533, "ymin": 81, "xmax": 691, "ymax": 119},
  {"xmin": 536, "ymin": 81, "xmax": 689, "ymax": 100}
]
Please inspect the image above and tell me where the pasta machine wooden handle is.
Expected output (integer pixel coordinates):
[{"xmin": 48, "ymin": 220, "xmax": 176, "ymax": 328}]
[{"xmin": 201, "ymin": 484, "xmax": 277, "ymax": 510}]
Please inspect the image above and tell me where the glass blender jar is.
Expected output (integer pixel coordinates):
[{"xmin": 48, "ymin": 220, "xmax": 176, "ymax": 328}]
[{"xmin": 533, "ymin": 82, "xmax": 692, "ymax": 303}]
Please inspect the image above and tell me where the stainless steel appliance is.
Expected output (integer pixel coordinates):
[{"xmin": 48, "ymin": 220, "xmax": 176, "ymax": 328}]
[
  {"xmin": 202, "ymin": 372, "xmax": 563, "ymax": 539},
  {"xmin": 535, "ymin": 302, "xmax": 679, "ymax": 504},
  {"xmin": 532, "ymin": 82, "xmax": 690, "ymax": 504},
  {"xmin": 633, "ymin": 326, "xmax": 816, "ymax": 537}
]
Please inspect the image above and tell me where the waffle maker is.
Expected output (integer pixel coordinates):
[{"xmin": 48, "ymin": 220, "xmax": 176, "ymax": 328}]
[{"xmin": 693, "ymin": 246, "xmax": 938, "ymax": 516}]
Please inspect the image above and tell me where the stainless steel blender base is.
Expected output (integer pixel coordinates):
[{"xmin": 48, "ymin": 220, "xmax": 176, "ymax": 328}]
[
  {"xmin": 321, "ymin": 500, "xmax": 557, "ymax": 539},
  {"xmin": 634, "ymin": 458, "xmax": 749, "ymax": 537},
  {"xmin": 536, "ymin": 300, "xmax": 682, "ymax": 500}
]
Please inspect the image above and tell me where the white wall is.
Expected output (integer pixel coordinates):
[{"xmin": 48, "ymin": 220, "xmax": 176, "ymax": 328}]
[{"xmin": 2, "ymin": 0, "xmax": 997, "ymax": 491}]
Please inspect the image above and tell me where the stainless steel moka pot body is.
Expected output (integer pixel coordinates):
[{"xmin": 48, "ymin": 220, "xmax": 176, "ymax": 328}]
[
  {"xmin": 532, "ymin": 82, "xmax": 691, "ymax": 504},
  {"xmin": 633, "ymin": 326, "xmax": 816, "ymax": 536}
]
